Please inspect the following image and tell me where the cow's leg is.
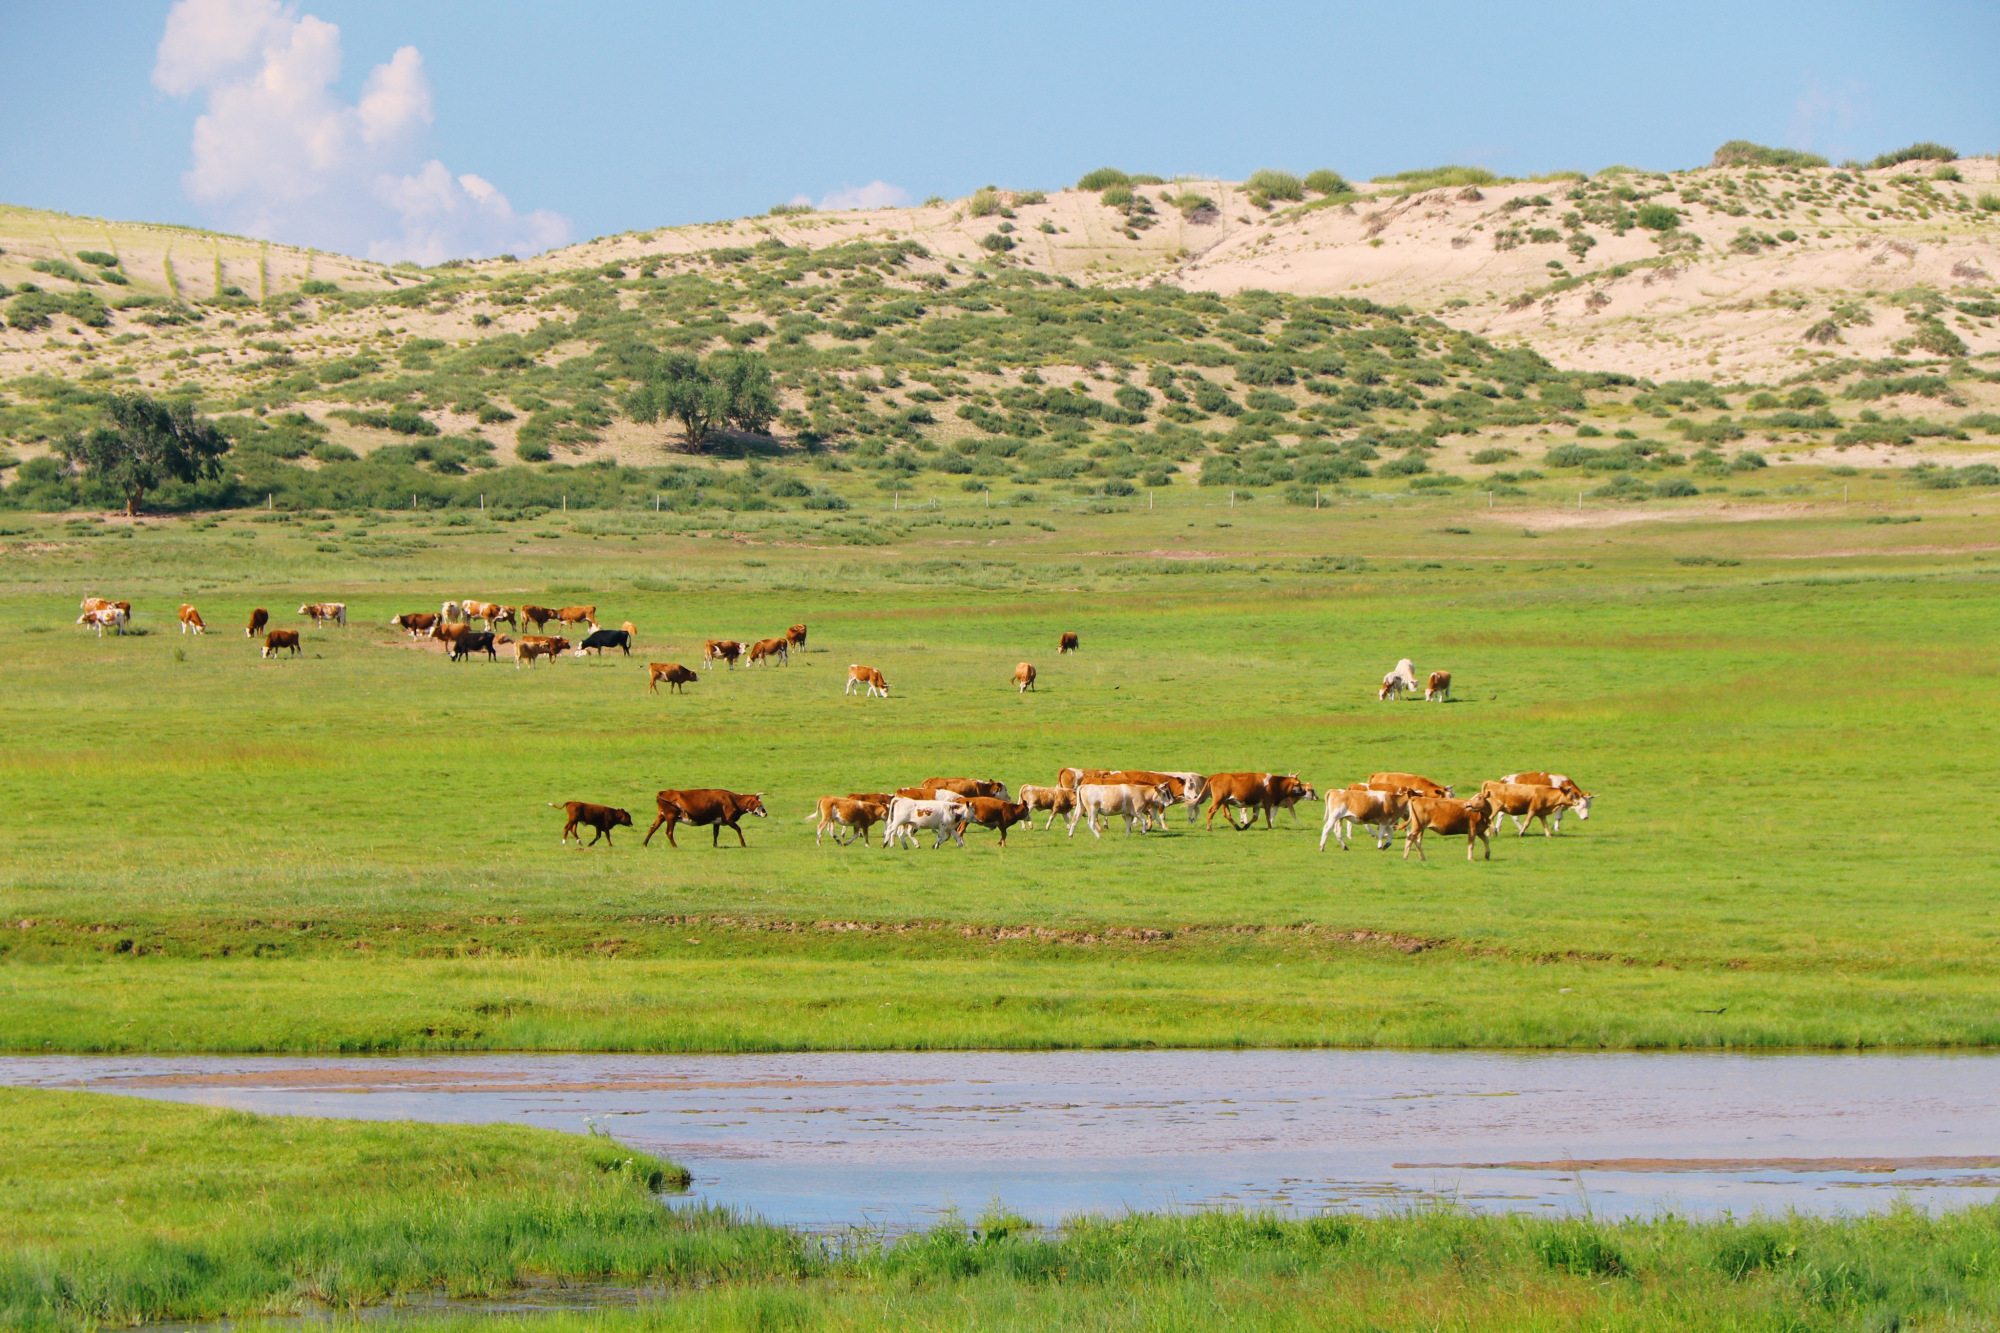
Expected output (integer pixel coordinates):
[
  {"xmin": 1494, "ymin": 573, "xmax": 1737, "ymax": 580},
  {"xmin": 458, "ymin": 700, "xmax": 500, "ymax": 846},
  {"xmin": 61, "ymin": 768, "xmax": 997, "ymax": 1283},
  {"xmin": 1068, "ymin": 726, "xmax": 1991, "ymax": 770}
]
[{"xmin": 732, "ymin": 821, "xmax": 748, "ymax": 848}]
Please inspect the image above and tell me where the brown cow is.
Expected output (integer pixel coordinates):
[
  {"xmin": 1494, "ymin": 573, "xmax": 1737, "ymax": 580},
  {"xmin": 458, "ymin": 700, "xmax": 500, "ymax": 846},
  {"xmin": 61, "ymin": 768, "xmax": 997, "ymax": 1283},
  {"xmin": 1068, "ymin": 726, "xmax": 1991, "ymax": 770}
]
[
  {"xmin": 620, "ymin": 621, "xmax": 637, "ymax": 641},
  {"xmin": 919, "ymin": 777, "xmax": 1008, "ymax": 799},
  {"xmin": 247, "ymin": 607, "xmax": 269, "ymax": 637},
  {"xmin": 1426, "ymin": 670, "xmax": 1452, "ymax": 703},
  {"xmin": 846, "ymin": 664, "xmax": 888, "ymax": 697},
  {"xmin": 261, "ymin": 629, "xmax": 301, "ymax": 659},
  {"xmin": 557, "ymin": 605, "xmax": 598, "ymax": 631},
  {"xmin": 644, "ymin": 788, "xmax": 769, "ymax": 848},
  {"xmin": 389, "ymin": 612, "xmax": 439, "ymax": 637},
  {"xmin": 1478, "ymin": 781, "xmax": 1588, "ymax": 837},
  {"xmin": 704, "ymin": 639, "xmax": 744, "ymax": 670},
  {"xmin": 1204, "ymin": 772, "xmax": 1315, "ymax": 830},
  {"xmin": 648, "ymin": 662, "xmax": 698, "ymax": 694},
  {"xmin": 177, "ymin": 604, "xmax": 206, "ymax": 635},
  {"xmin": 1014, "ymin": 662, "xmax": 1036, "ymax": 692},
  {"xmin": 1018, "ymin": 784, "xmax": 1079, "ymax": 832},
  {"xmin": 1058, "ymin": 632, "xmax": 1079, "ymax": 654},
  {"xmin": 550, "ymin": 800, "xmax": 632, "ymax": 847},
  {"xmin": 748, "ymin": 637, "xmax": 790, "ymax": 666},
  {"xmin": 786, "ymin": 623, "xmax": 808, "ymax": 651},
  {"xmin": 1502, "ymin": 772, "xmax": 1592, "ymax": 803},
  {"xmin": 1369, "ymin": 772, "xmax": 1453, "ymax": 798},
  {"xmin": 1404, "ymin": 794, "xmax": 1496, "ymax": 862},
  {"xmin": 514, "ymin": 635, "xmax": 570, "ymax": 668},
  {"xmin": 962, "ymin": 797, "xmax": 1033, "ymax": 845},
  {"xmin": 1320, "ymin": 785, "xmax": 1417, "ymax": 851},
  {"xmin": 430, "ymin": 621, "xmax": 473, "ymax": 649},
  {"xmin": 807, "ymin": 796, "xmax": 889, "ymax": 846},
  {"xmin": 520, "ymin": 605, "xmax": 557, "ymax": 630}
]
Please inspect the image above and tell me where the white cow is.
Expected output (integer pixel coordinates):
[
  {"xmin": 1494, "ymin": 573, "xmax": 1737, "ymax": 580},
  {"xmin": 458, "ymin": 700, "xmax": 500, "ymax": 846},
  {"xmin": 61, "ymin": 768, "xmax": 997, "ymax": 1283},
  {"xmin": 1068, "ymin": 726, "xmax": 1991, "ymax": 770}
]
[
  {"xmin": 441, "ymin": 600, "xmax": 465, "ymax": 623},
  {"xmin": 1320, "ymin": 786, "xmax": 1416, "ymax": 852},
  {"xmin": 76, "ymin": 607, "xmax": 128, "ymax": 636},
  {"xmin": 883, "ymin": 796, "xmax": 969, "ymax": 850},
  {"xmin": 1077, "ymin": 783, "xmax": 1171, "ymax": 838},
  {"xmin": 1380, "ymin": 657, "xmax": 1419, "ymax": 701}
]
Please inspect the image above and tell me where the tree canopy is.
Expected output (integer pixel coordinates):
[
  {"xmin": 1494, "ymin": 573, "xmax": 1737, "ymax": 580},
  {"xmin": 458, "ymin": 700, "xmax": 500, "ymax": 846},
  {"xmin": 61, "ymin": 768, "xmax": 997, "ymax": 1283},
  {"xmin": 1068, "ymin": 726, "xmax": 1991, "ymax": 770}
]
[
  {"xmin": 58, "ymin": 394, "xmax": 229, "ymax": 515},
  {"xmin": 622, "ymin": 351, "xmax": 778, "ymax": 449}
]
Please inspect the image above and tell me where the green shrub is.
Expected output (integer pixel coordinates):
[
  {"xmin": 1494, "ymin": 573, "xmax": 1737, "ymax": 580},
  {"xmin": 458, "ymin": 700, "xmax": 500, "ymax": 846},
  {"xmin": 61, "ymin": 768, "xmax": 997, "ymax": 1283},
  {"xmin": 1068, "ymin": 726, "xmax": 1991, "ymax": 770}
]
[
  {"xmin": 1371, "ymin": 165, "xmax": 1499, "ymax": 189},
  {"xmin": 1710, "ymin": 140, "xmax": 1829, "ymax": 168},
  {"xmin": 766, "ymin": 202, "xmax": 813, "ymax": 216},
  {"xmin": 1012, "ymin": 190, "xmax": 1046, "ymax": 206},
  {"xmin": 312, "ymin": 442, "xmax": 358, "ymax": 463},
  {"xmin": 1303, "ymin": 169, "xmax": 1348, "ymax": 196},
  {"xmin": 1470, "ymin": 447, "xmax": 1519, "ymax": 464},
  {"xmin": 1100, "ymin": 185, "xmax": 1134, "ymax": 207},
  {"xmin": 1979, "ymin": 193, "xmax": 2000, "ymax": 213},
  {"xmin": 1113, "ymin": 385, "xmax": 1152, "ymax": 413},
  {"xmin": 30, "ymin": 258, "xmax": 89, "ymax": 284},
  {"xmin": 1869, "ymin": 141, "xmax": 1957, "ymax": 169},
  {"xmin": 515, "ymin": 440, "xmax": 552, "ymax": 462},
  {"xmin": 1635, "ymin": 203, "xmax": 1680, "ymax": 231},
  {"xmin": 1377, "ymin": 453, "xmax": 1428, "ymax": 477},
  {"xmin": 1244, "ymin": 170, "xmax": 1305, "ymax": 202},
  {"xmin": 802, "ymin": 492, "xmax": 850, "ymax": 510},
  {"xmin": 1077, "ymin": 168, "xmax": 1132, "ymax": 191},
  {"xmin": 299, "ymin": 280, "xmax": 339, "ymax": 295},
  {"xmin": 477, "ymin": 404, "xmax": 516, "ymax": 425},
  {"xmin": 967, "ymin": 189, "xmax": 1004, "ymax": 218},
  {"xmin": 1654, "ymin": 476, "xmax": 1700, "ymax": 497},
  {"xmin": 978, "ymin": 233, "xmax": 1016, "ymax": 253},
  {"xmin": 1934, "ymin": 165, "xmax": 1962, "ymax": 182},
  {"xmin": 75, "ymin": 250, "xmax": 119, "ymax": 268}
]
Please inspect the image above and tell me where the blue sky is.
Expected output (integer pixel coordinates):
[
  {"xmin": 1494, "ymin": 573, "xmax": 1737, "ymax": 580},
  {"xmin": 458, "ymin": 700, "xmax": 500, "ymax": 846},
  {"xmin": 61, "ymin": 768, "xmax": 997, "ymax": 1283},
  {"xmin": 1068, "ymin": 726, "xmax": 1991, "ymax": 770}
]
[{"xmin": 5, "ymin": 1, "xmax": 1996, "ymax": 261}]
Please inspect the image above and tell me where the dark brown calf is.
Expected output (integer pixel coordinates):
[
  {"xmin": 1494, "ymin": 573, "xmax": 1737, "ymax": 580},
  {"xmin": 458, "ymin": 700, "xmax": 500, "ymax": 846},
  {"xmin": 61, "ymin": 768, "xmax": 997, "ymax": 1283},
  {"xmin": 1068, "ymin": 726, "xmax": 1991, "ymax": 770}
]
[
  {"xmin": 648, "ymin": 662, "xmax": 698, "ymax": 694},
  {"xmin": 247, "ymin": 607, "xmax": 269, "ymax": 637},
  {"xmin": 1058, "ymin": 631, "xmax": 1079, "ymax": 653},
  {"xmin": 551, "ymin": 800, "xmax": 632, "ymax": 847}
]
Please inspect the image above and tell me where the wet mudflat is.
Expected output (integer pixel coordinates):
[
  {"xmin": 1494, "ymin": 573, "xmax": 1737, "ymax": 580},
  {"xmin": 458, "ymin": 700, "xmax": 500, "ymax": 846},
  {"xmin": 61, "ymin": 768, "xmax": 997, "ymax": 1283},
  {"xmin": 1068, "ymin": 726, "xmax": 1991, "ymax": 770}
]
[{"xmin": 8, "ymin": 1050, "xmax": 1997, "ymax": 1229}]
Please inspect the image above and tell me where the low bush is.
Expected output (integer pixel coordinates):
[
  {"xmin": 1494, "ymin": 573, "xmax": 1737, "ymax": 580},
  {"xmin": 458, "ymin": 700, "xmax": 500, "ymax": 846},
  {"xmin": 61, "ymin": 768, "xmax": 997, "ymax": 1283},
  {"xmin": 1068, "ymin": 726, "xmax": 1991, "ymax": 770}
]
[
  {"xmin": 74, "ymin": 250, "xmax": 119, "ymax": 268},
  {"xmin": 1710, "ymin": 140, "xmax": 1829, "ymax": 168},
  {"xmin": 1303, "ymin": 169, "xmax": 1348, "ymax": 196},
  {"xmin": 1371, "ymin": 166, "xmax": 1499, "ymax": 190},
  {"xmin": 1869, "ymin": 141, "xmax": 1957, "ymax": 169},
  {"xmin": 1376, "ymin": 453, "xmax": 1429, "ymax": 477},
  {"xmin": 1244, "ymin": 170, "xmax": 1305, "ymax": 202},
  {"xmin": 299, "ymin": 279, "xmax": 339, "ymax": 295},
  {"xmin": 1654, "ymin": 476, "xmax": 1700, "ymax": 498},
  {"xmin": 1635, "ymin": 203, "xmax": 1680, "ymax": 231},
  {"xmin": 1077, "ymin": 168, "xmax": 1131, "ymax": 191}
]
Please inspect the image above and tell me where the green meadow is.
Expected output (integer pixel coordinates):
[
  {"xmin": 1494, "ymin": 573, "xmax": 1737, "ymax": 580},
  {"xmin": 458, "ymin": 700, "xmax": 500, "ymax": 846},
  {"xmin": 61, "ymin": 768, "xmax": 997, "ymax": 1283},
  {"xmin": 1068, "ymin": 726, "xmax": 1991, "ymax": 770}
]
[{"xmin": 3, "ymin": 487, "xmax": 1999, "ymax": 1052}]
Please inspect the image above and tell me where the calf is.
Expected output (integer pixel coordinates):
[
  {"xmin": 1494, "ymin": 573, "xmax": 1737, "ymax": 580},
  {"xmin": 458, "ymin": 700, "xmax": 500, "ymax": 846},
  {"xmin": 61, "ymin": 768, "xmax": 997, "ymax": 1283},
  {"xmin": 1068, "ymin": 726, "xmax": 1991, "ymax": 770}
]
[
  {"xmin": 514, "ymin": 635, "xmax": 570, "ymax": 668},
  {"xmin": 962, "ymin": 797, "xmax": 1033, "ymax": 846},
  {"xmin": 489, "ymin": 605, "xmax": 518, "ymax": 630},
  {"xmin": 430, "ymin": 621, "xmax": 473, "ymax": 649},
  {"xmin": 1058, "ymin": 631, "xmax": 1079, "ymax": 653},
  {"xmin": 1018, "ymin": 784, "xmax": 1079, "ymax": 833},
  {"xmin": 178, "ymin": 604, "xmax": 206, "ymax": 635},
  {"xmin": 1320, "ymin": 785, "xmax": 1416, "ymax": 852},
  {"xmin": 704, "ymin": 639, "xmax": 744, "ymax": 670},
  {"xmin": 299, "ymin": 602, "xmax": 347, "ymax": 628},
  {"xmin": 557, "ymin": 605, "xmax": 598, "ymax": 631},
  {"xmin": 786, "ymin": 623, "xmax": 808, "ymax": 651},
  {"xmin": 574, "ymin": 629, "xmax": 631, "ymax": 657},
  {"xmin": 807, "ymin": 796, "xmax": 889, "ymax": 847},
  {"xmin": 521, "ymin": 605, "xmax": 557, "ymax": 630},
  {"xmin": 1478, "ymin": 781, "xmax": 1586, "ymax": 837},
  {"xmin": 648, "ymin": 662, "xmax": 698, "ymax": 694},
  {"xmin": 1078, "ymin": 783, "xmax": 1172, "ymax": 838},
  {"xmin": 1426, "ymin": 670, "xmax": 1452, "ymax": 703},
  {"xmin": 262, "ymin": 629, "xmax": 301, "ymax": 658},
  {"xmin": 77, "ymin": 607, "xmax": 127, "ymax": 636},
  {"xmin": 1204, "ymin": 773, "xmax": 1314, "ymax": 831},
  {"xmin": 1369, "ymin": 772, "xmax": 1452, "ymax": 798},
  {"xmin": 1403, "ymin": 795, "xmax": 1496, "ymax": 862},
  {"xmin": 883, "ymin": 795, "xmax": 969, "ymax": 850},
  {"xmin": 748, "ymin": 637, "xmax": 789, "ymax": 666},
  {"xmin": 1014, "ymin": 662, "xmax": 1036, "ymax": 692},
  {"xmin": 248, "ymin": 607, "xmax": 270, "ymax": 637},
  {"xmin": 450, "ymin": 631, "xmax": 499, "ymax": 662},
  {"xmin": 550, "ymin": 800, "xmax": 632, "ymax": 847},
  {"xmin": 644, "ymin": 788, "xmax": 769, "ymax": 848},
  {"xmin": 1380, "ymin": 657, "xmax": 1419, "ymax": 701},
  {"xmin": 846, "ymin": 664, "xmax": 889, "ymax": 697},
  {"xmin": 389, "ymin": 612, "xmax": 439, "ymax": 637}
]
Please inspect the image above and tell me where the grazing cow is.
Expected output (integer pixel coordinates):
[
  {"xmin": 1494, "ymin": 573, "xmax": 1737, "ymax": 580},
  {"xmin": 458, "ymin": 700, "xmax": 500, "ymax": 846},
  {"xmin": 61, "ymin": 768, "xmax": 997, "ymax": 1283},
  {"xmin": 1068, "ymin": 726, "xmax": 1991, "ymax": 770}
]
[
  {"xmin": 962, "ymin": 797, "xmax": 1033, "ymax": 846},
  {"xmin": 1203, "ymin": 773, "xmax": 1315, "ymax": 830},
  {"xmin": 1502, "ymin": 772, "xmax": 1592, "ymax": 807},
  {"xmin": 521, "ymin": 605, "xmax": 557, "ymax": 631},
  {"xmin": 430, "ymin": 621, "xmax": 473, "ymax": 650},
  {"xmin": 489, "ymin": 606, "xmax": 518, "ymax": 630},
  {"xmin": 441, "ymin": 601, "xmax": 465, "ymax": 623},
  {"xmin": 557, "ymin": 605, "xmax": 597, "ymax": 632},
  {"xmin": 1078, "ymin": 783, "xmax": 1172, "ymax": 838},
  {"xmin": 389, "ymin": 612, "xmax": 439, "ymax": 637},
  {"xmin": 786, "ymin": 623, "xmax": 808, "ymax": 652},
  {"xmin": 648, "ymin": 662, "xmax": 698, "ymax": 694},
  {"xmin": 248, "ymin": 607, "xmax": 269, "ymax": 637},
  {"xmin": 80, "ymin": 597, "xmax": 118, "ymax": 614},
  {"xmin": 643, "ymin": 788, "xmax": 768, "ymax": 848},
  {"xmin": 1403, "ymin": 794, "xmax": 1496, "ymax": 862},
  {"xmin": 1014, "ymin": 662, "xmax": 1037, "ymax": 692},
  {"xmin": 574, "ymin": 629, "xmax": 631, "ymax": 657},
  {"xmin": 1478, "ymin": 781, "xmax": 1588, "ymax": 837},
  {"xmin": 1426, "ymin": 670, "xmax": 1452, "ymax": 703},
  {"xmin": 807, "ymin": 796, "xmax": 890, "ymax": 847},
  {"xmin": 1320, "ymin": 785, "xmax": 1418, "ymax": 852},
  {"xmin": 514, "ymin": 635, "xmax": 570, "ymax": 668},
  {"xmin": 846, "ymin": 664, "xmax": 889, "ymax": 697},
  {"xmin": 1369, "ymin": 772, "xmax": 1453, "ymax": 798},
  {"xmin": 883, "ymin": 796, "xmax": 970, "ymax": 850},
  {"xmin": 77, "ymin": 607, "xmax": 127, "ymax": 636},
  {"xmin": 1379, "ymin": 657, "xmax": 1419, "ymax": 701},
  {"xmin": 450, "ymin": 631, "xmax": 499, "ymax": 662},
  {"xmin": 299, "ymin": 602, "xmax": 347, "ymax": 628},
  {"xmin": 550, "ymin": 800, "xmax": 632, "ymax": 847},
  {"xmin": 1018, "ymin": 784, "xmax": 1080, "ymax": 832},
  {"xmin": 704, "ymin": 639, "xmax": 744, "ymax": 670},
  {"xmin": 1058, "ymin": 632, "xmax": 1079, "ymax": 654},
  {"xmin": 262, "ymin": 629, "xmax": 301, "ymax": 658},
  {"xmin": 177, "ymin": 604, "xmax": 205, "ymax": 635},
  {"xmin": 748, "ymin": 637, "xmax": 790, "ymax": 666}
]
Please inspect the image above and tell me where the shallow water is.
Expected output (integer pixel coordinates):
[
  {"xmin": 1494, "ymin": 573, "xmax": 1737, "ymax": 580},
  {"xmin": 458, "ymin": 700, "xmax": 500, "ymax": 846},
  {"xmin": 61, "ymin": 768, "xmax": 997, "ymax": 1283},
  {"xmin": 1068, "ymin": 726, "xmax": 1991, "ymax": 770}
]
[{"xmin": 8, "ymin": 1050, "xmax": 1999, "ymax": 1229}]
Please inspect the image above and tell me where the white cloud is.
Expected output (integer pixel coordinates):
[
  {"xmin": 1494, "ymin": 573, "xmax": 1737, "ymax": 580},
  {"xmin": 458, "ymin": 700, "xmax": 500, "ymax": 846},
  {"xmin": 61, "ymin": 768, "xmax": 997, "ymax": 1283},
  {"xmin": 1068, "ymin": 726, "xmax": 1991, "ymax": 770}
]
[
  {"xmin": 818, "ymin": 181, "xmax": 911, "ymax": 212},
  {"xmin": 153, "ymin": 0, "xmax": 570, "ymax": 263}
]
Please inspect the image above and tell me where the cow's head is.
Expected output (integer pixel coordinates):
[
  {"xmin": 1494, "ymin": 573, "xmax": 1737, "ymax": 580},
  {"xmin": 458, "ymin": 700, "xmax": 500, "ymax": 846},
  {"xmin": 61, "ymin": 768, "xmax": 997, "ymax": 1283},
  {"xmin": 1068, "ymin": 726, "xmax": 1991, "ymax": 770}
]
[
  {"xmin": 744, "ymin": 794, "xmax": 769, "ymax": 819},
  {"xmin": 551, "ymin": 638, "xmax": 571, "ymax": 653},
  {"xmin": 1569, "ymin": 792, "xmax": 1592, "ymax": 820},
  {"xmin": 611, "ymin": 808, "xmax": 634, "ymax": 827}
]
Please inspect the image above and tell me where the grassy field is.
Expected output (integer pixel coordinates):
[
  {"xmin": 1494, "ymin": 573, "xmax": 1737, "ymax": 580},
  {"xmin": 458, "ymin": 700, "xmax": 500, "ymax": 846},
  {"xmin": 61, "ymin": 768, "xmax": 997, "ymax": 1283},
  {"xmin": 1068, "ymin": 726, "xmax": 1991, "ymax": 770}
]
[
  {"xmin": 9, "ymin": 1089, "xmax": 2000, "ymax": 1332},
  {"xmin": 3, "ymin": 487, "xmax": 1999, "ymax": 1051}
]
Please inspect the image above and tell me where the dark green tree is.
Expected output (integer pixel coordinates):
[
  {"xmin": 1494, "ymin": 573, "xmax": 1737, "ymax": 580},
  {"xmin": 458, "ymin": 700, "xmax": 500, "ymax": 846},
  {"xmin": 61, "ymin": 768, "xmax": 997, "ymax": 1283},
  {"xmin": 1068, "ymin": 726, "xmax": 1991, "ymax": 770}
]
[
  {"xmin": 623, "ymin": 350, "xmax": 779, "ymax": 448},
  {"xmin": 710, "ymin": 351, "xmax": 778, "ymax": 434},
  {"xmin": 58, "ymin": 393, "xmax": 229, "ymax": 515}
]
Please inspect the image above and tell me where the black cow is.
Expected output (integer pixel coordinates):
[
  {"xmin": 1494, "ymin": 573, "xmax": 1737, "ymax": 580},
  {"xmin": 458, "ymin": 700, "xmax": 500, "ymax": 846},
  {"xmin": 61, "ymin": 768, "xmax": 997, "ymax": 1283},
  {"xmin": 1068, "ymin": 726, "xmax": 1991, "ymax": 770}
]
[
  {"xmin": 450, "ymin": 631, "xmax": 498, "ymax": 662},
  {"xmin": 575, "ymin": 629, "xmax": 631, "ymax": 657}
]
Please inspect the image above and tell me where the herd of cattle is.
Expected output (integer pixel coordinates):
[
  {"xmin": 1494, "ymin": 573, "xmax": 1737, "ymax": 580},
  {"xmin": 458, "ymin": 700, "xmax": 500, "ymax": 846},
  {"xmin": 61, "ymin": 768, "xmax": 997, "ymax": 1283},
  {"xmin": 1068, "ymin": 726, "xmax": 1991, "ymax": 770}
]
[{"xmin": 554, "ymin": 768, "xmax": 1593, "ymax": 863}]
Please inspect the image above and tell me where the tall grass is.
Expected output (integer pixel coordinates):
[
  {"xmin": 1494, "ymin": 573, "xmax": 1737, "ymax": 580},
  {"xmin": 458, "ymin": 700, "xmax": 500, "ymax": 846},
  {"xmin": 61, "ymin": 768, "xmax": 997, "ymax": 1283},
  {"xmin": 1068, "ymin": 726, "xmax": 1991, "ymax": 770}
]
[{"xmin": 1370, "ymin": 165, "xmax": 1501, "ymax": 190}]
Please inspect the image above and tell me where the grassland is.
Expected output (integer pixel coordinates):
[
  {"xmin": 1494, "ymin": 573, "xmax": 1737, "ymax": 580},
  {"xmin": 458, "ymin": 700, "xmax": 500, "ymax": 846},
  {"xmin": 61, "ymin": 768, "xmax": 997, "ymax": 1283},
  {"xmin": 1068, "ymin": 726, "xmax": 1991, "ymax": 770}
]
[
  {"xmin": 9, "ymin": 1090, "xmax": 2000, "ymax": 1332},
  {"xmin": 3, "ymin": 485, "xmax": 1998, "ymax": 1052}
]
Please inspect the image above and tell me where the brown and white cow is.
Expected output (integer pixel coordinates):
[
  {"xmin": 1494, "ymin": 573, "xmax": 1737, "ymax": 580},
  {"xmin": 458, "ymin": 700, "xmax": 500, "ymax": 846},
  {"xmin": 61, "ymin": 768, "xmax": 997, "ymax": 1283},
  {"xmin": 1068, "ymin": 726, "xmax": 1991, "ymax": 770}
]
[
  {"xmin": 1403, "ymin": 794, "xmax": 1496, "ymax": 861},
  {"xmin": 77, "ymin": 607, "xmax": 128, "ymax": 636},
  {"xmin": 1502, "ymin": 772, "xmax": 1591, "ymax": 805},
  {"xmin": 1014, "ymin": 662, "xmax": 1037, "ymax": 692},
  {"xmin": 648, "ymin": 662, "xmax": 698, "ymax": 694},
  {"xmin": 261, "ymin": 629, "xmax": 301, "ymax": 658},
  {"xmin": 1426, "ymin": 670, "xmax": 1452, "ymax": 703},
  {"xmin": 489, "ymin": 606, "xmax": 518, "ymax": 630},
  {"xmin": 807, "ymin": 796, "xmax": 889, "ymax": 847},
  {"xmin": 846, "ymin": 664, "xmax": 889, "ymax": 697},
  {"xmin": 1203, "ymin": 773, "xmax": 1315, "ymax": 831},
  {"xmin": 1060, "ymin": 770, "xmax": 1202, "ymax": 829},
  {"xmin": 1478, "ymin": 781, "xmax": 1589, "ymax": 836},
  {"xmin": 177, "ymin": 604, "xmax": 206, "ymax": 635},
  {"xmin": 514, "ymin": 635, "xmax": 569, "ymax": 668},
  {"xmin": 882, "ymin": 795, "xmax": 969, "ymax": 850},
  {"xmin": 704, "ymin": 639, "xmax": 744, "ymax": 670},
  {"xmin": 1369, "ymin": 772, "xmax": 1452, "ymax": 798},
  {"xmin": 550, "ymin": 801, "xmax": 632, "ymax": 847},
  {"xmin": 1078, "ymin": 783, "xmax": 1173, "ymax": 838},
  {"xmin": 1379, "ymin": 658, "xmax": 1419, "ymax": 701},
  {"xmin": 1017, "ymin": 784, "xmax": 1079, "ymax": 833},
  {"xmin": 748, "ymin": 637, "xmax": 790, "ymax": 666},
  {"xmin": 1058, "ymin": 631, "xmax": 1079, "ymax": 654},
  {"xmin": 962, "ymin": 797, "xmax": 1034, "ymax": 846},
  {"xmin": 248, "ymin": 607, "xmax": 270, "ymax": 637},
  {"xmin": 557, "ymin": 605, "xmax": 598, "ymax": 632},
  {"xmin": 389, "ymin": 612, "xmax": 439, "ymax": 637},
  {"xmin": 81, "ymin": 596, "xmax": 118, "ymax": 614},
  {"xmin": 299, "ymin": 602, "xmax": 347, "ymax": 628},
  {"xmin": 786, "ymin": 623, "xmax": 808, "ymax": 652},
  {"xmin": 645, "ymin": 788, "xmax": 768, "ymax": 848},
  {"xmin": 1320, "ymin": 785, "xmax": 1417, "ymax": 852}
]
